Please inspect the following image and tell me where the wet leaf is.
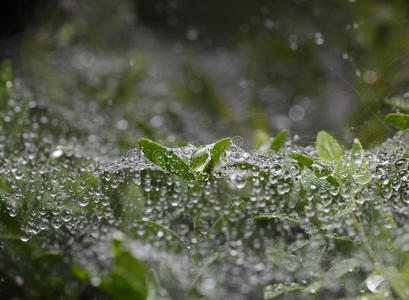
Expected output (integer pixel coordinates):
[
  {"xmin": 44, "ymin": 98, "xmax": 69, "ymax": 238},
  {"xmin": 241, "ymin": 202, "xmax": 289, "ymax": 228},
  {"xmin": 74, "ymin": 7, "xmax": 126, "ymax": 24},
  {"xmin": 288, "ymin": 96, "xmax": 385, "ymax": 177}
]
[
  {"xmin": 288, "ymin": 153, "xmax": 314, "ymax": 168},
  {"xmin": 138, "ymin": 138, "xmax": 195, "ymax": 180},
  {"xmin": 289, "ymin": 153, "xmax": 339, "ymax": 186},
  {"xmin": 263, "ymin": 281, "xmax": 321, "ymax": 299},
  {"xmin": 263, "ymin": 282, "xmax": 303, "ymax": 299},
  {"xmin": 270, "ymin": 129, "xmax": 287, "ymax": 152},
  {"xmin": 266, "ymin": 247, "xmax": 299, "ymax": 272},
  {"xmin": 190, "ymin": 137, "xmax": 230, "ymax": 174},
  {"xmin": 254, "ymin": 212, "xmax": 301, "ymax": 224},
  {"xmin": 205, "ymin": 137, "xmax": 231, "ymax": 172},
  {"xmin": 316, "ymin": 131, "xmax": 343, "ymax": 162},
  {"xmin": 100, "ymin": 234, "xmax": 147, "ymax": 300},
  {"xmin": 350, "ymin": 138, "xmax": 367, "ymax": 173},
  {"xmin": 190, "ymin": 147, "xmax": 210, "ymax": 172},
  {"xmin": 386, "ymin": 113, "xmax": 409, "ymax": 130},
  {"xmin": 328, "ymin": 258, "xmax": 360, "ymax": 278}
]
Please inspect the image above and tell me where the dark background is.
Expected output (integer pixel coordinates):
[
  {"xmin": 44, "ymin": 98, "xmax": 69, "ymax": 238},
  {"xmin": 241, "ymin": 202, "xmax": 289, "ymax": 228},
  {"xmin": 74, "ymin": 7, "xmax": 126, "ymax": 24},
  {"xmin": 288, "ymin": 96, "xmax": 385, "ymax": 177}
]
[{"xmin": 2, "ymin": 0, "xmax": 408, "ymax": 151}]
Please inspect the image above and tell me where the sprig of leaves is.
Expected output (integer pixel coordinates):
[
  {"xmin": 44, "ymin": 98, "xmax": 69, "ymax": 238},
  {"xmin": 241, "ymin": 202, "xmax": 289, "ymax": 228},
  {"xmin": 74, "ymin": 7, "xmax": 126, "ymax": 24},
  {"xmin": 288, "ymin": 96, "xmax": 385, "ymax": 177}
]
[{"xmin": 138, "ymin": 137, "xmax": 231, "ymax": 180}]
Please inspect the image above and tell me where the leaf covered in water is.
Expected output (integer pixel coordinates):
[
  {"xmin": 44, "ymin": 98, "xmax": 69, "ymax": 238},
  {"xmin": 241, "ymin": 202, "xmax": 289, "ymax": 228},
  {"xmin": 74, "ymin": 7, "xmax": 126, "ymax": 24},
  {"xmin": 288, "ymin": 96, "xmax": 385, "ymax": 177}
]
[
  {"xmin": 205, "ymin": 137, "xmax": 231, "ymax": 172},
  {"xmin": 316, "ymin": 131, "xmax": 343, "ymax": 162},
  {"xmin": 270, "ymin": 129, "xmax": 287, "ymax": 152},
  {"xmin": 386, "ymin": 113, "xmax": 409, "ymax": 130},
  {"xmin": 138, "ymin": 138, "xmax": 195, "ymax": 180},
  {"xmin": 288, "ymin": 153, "xmax": 315, "ymax": 168},
  {"xmin": 328, "ymin": 258, "xmax": 360, "ymax": 278},
  {"xmin": 350, "ymin": 138, "xmax": 367, "ymax": 173}
]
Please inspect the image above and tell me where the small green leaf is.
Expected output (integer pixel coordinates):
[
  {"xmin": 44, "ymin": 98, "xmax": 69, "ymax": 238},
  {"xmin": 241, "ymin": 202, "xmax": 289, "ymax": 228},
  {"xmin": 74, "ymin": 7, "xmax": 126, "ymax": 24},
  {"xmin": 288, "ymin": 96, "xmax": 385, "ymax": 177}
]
[
  {"xmin": 288, "ymin": 153, "xmax": 314, "ymax": 168},
  {"xmin": 289, "ymin": 153, "xmax": 339, "ymax": 186},
  {"xmin": 100, "ymin": 234, "xmax": 147, "ymax": 300},
  {"xmin": 263, "ymin": 282, "xmax": 303, "ymax": 299},
  {"xmin": 254, "ymin": 213, "xmax": 301, "ymax": 224},
  {"xmin": 138, "ymin": 138, "xmax": 194, "ymax": 180},
  {"xmin": 190, "ymin": 137, "xmax": 230, "ymax": 174},
  {"xmin": 350, "ymin": 138, "xmax": 367, "ymax": 173},
  {"xmin": 334, "ymin": 207, "xmax": 354, "ymax": 218},
  {"xmin": 266, "ymin": 248, "xmax": 299, "ymax": 272},
  {"xmin": 253, "ymin": 129, "xmax": 270, "ymax": 150},
  {"xmin": 327, "ymin": 175, "xmax": 340, "ymax": 186},
  {"xmin": 263, "ymin": 281, "xmax": 321, "ymax": 299},
  {"xmin": 382, "ymin": 266, "xmax": 409, "ymax": 300},
  {"xmin": 205, "ymin": 137, "xmax": 231, "ymax": 172},
  {"xmin": 190, "ymin": 147, "xmax": 210, "ymax": 172},
  {"xmin": 328, "ymin": 258, "xmax": 360, "ymax": 278},
  {"xmin": 316, "ymin": 131, "xmax": 343, "ymax": 162},
  {"xmin": 270, "ymin": 129, "xmax": 287, "ymax": 152},
  {"xmin": 386, "ymin": 113, "xmax": 409, "ymax": 130}
]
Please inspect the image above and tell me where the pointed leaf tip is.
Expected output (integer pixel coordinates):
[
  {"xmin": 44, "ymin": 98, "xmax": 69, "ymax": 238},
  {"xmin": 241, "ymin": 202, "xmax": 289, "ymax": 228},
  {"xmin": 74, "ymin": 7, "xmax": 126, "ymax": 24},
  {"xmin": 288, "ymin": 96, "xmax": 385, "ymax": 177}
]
[{"xmin": 270, "ymin": 130, "xmax": 287, "ymax": 152}]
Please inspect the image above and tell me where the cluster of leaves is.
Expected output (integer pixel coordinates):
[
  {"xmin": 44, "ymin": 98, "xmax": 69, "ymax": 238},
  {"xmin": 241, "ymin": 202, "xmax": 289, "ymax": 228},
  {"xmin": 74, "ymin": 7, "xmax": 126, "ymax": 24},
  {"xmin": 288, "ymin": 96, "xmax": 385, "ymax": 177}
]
[{"xmin": 0, "ymin": 59, "xmax": 409, "ymax": 300}]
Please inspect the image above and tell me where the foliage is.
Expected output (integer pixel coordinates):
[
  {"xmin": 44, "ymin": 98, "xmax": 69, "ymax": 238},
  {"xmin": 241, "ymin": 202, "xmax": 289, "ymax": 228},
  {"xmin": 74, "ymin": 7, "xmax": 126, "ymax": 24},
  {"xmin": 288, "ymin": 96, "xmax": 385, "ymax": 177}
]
[{"xmin": 1, "ymin": 49, "xmax": 409, "ymax": 300}]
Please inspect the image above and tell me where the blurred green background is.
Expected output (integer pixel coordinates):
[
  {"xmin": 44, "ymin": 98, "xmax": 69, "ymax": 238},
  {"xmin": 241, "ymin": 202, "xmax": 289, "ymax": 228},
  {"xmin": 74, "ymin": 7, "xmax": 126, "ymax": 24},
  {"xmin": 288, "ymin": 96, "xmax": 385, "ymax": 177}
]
[{"xmin": 3, "ymin": 0, "xmax": 409, "ymax": 153}]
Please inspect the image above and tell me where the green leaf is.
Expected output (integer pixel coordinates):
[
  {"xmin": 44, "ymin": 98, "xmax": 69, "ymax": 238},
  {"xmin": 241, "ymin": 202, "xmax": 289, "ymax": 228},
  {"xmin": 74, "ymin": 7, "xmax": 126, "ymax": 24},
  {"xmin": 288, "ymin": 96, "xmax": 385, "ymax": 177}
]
[
  {"xmin": 316, "ymin": 131, "xmax": 343, "ymax": 162},
  {"xmin": 350, "ymin": 138, "xmax": 367, "ymax": 173},
  {"xmin": 270, "ymin": 129, "xmax": 287, "ymax": 152},
  {"xmin": 266, "ymin": 247, "xmax": 299, "ymax": 272},
  {"xmin": 288, "ymin": 153, "xmax": 314, "ymax": 168},
  {"xmin": 263, "ymin": 282, "xmax": 303, "ymax": 299},
  {"xmin": 382, "ymin": 266, "xmax": 409, "ymax": 300},
  {"xmin": 253, "ymin": 129, "xmax": 270, "ymax": 150},
  {"xmin": 328, "ymin": 258, "xmax": 360, "ymax": 279},
  {"xmin": 190, "ymin": 147, "xmax": 210, "ymax": 172},
  {"xmin": 263, "ymin": 281, "xmax": 321, "ymax": 299},
  {"xmin": 254, "ymin": 212, "xmax": 301, "ymax": 224},
  {"xmin": 386, "ymin": 113, "xmax": 409, "ymax": 130},
  {"xmin": 189, "ymin": 137, "xmax": 230, "ymax": 174},
  {"xmin": 138, "ymin": 138, "xmax": 194, "ymax": 180},
  {"xmin": 205, "ymin": 137, "xmax": 231, "ymax": 172},
  {"xmin": 289, "ymin": 153, "xmax": 339, "ymax": 186},
  {"xmin": 100, "ymin": 234, "xmax": 147, "ymax": 300}
]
